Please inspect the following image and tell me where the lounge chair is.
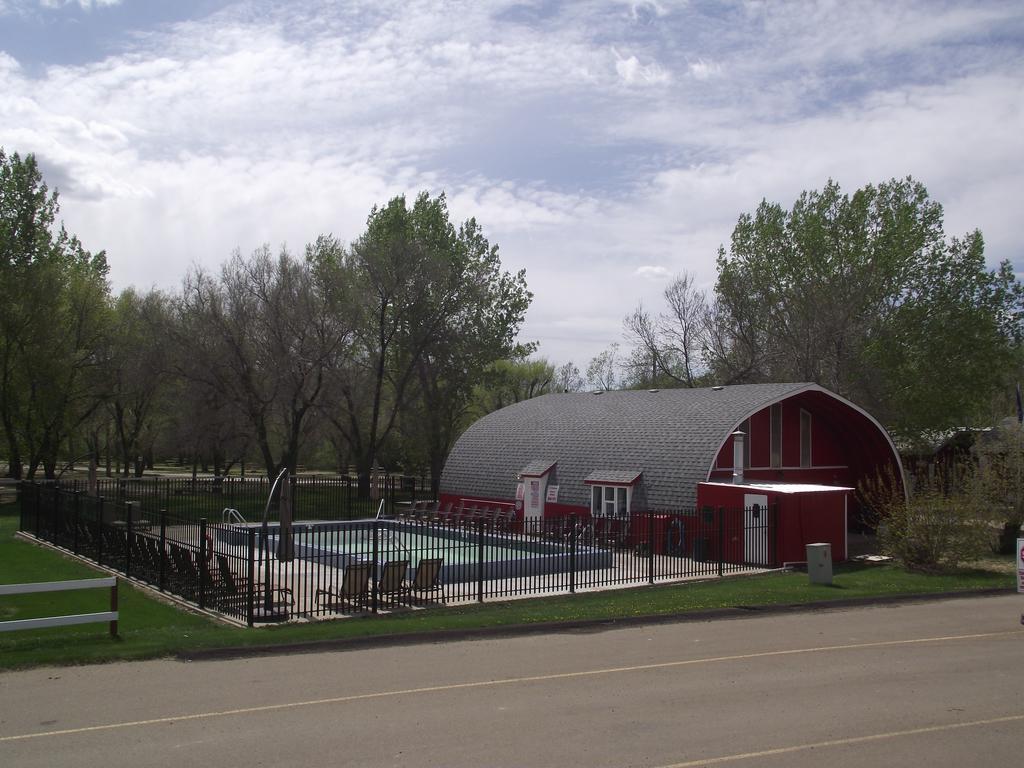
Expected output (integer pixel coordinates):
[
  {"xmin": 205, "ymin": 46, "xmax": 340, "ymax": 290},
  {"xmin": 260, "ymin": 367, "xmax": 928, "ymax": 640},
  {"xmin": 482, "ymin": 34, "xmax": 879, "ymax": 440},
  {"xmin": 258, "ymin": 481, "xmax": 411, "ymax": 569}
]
[
  {"xmin": 409, "ymin": 557, "xmax": 444, "ymax": 603},
  {"xmin": 376, "ymin": 559, "xmax": 410, "ymax": 606},
  {"xmin": 315, "ymin": 561, "xmax": 372, "ymax": 613},
  {"xmin": 215, "ymin": 554, "xmax": 292, "ymax": 615}
]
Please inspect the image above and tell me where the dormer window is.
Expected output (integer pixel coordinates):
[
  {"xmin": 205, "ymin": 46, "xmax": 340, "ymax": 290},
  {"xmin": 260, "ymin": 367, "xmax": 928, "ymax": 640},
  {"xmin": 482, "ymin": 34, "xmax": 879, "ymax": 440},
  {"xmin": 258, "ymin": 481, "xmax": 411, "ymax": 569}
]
[
  {"xmin": 591, "ymin": 485, "xmax": 629, "ymax": 518},
  {"xmin": 584, "ymin": 470, "xmax": 642, "ymax": 519}
]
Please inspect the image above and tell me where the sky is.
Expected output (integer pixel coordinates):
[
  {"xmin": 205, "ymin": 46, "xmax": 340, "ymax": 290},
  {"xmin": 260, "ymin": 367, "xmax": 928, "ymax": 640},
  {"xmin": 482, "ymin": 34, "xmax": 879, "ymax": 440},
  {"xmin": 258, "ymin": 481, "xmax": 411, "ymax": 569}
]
[{"xmin": 1, "ymin": 0, "xmax": 1022, "ymax": 368}]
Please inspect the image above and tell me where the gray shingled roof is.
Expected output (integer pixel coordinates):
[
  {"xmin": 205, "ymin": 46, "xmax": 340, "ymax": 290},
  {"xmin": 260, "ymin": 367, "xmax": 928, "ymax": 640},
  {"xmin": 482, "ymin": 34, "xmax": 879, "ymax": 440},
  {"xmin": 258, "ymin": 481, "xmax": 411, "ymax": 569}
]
[
  {"xmin": 440, "ymin": 383, "xmax": 815, "ymax": 510},
  {"xmin": 519, "ymin": 460, "xmax": 557, "ymax": 476},
  {"xmin": 584, "ymin": 470, "xmax": 642, "ymax": 485}
]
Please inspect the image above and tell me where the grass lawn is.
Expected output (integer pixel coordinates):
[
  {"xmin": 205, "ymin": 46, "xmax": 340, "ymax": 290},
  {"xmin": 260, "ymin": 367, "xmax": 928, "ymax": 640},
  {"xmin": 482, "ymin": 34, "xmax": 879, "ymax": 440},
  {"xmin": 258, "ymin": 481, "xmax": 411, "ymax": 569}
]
[{"xmin": 0, "ymin": 498, "xmax": 1014, "ymax": 671}]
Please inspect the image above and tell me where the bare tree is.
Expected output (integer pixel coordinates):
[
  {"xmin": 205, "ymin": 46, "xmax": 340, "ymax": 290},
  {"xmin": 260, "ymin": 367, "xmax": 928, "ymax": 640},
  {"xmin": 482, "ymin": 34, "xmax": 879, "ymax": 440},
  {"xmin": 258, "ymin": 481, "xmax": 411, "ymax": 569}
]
[
  {"xmin": 622, "ymin": 272, "xmax": 709, "ymax": 388},
  {"xmin": 171, "ymin": 245, "xmax": 350, "ymax": 478},
  {"xmin": 586, "ymin": 344, "xmax": 620, "ymax": 391}
]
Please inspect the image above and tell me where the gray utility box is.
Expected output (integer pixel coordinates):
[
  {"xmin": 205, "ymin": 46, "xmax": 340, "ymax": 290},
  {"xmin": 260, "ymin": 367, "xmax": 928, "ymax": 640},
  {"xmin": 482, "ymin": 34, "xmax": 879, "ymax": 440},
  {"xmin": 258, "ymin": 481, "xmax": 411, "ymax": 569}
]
[{"xmin": 806, "ymin": 542, "xmax": 833, "ymax": 585}]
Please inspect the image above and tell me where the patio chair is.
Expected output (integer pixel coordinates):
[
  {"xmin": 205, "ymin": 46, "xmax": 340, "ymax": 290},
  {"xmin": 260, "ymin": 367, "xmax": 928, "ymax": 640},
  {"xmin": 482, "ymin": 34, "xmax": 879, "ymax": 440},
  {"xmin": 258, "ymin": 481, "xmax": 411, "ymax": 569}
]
[
  {"xmin": 376, "ymin": 559, "xmax": 410, "ymax": 606},
  {"xmin": 409, "ymin": 557, "xmax": 444, "ymax": 604},
  {"xmin": 494, "ymin": 509, "xmax": 515, "ymax": 533},
  {"xmin": 215, "ymin": 554, "xmax": 293, "ymax": 615},
  {"xmin": 315, "ymin": 561, "xmax": 373, "ymax": 613}
]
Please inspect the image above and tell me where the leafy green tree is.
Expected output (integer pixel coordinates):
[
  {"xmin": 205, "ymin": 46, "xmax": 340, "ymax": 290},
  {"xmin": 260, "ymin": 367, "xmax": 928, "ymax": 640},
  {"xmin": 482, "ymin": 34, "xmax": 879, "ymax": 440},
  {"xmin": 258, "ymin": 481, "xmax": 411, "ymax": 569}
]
[
  {"xmin": 711, "ymin": 177, "xmax": 1022, "ymax": 440},
  {"xmin": 102, "ymin": 288, "xmax": 172, "ymax": 477},
  {"xmin": 316, "ymin": 193, "xmax": 531, "ymax": 496},
  {"xmin": 0, "ymin": 149, "xmax": 110, "ymax": 478},
  {"xmin": 470, "ymin": 357, "xmax": 558, "ymax": 418}
]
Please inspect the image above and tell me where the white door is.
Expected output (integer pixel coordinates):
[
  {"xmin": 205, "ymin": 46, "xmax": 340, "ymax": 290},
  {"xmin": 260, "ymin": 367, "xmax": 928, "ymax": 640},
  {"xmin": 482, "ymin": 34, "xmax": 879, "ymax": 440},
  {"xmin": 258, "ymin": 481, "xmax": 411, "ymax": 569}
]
[
  {"xmin": 524, "ymin": 477, "xmax": 545, "ymax": 520},
  {"xmin": 743, "ymin": 493, "xmax": 770, "ymax": 566}
]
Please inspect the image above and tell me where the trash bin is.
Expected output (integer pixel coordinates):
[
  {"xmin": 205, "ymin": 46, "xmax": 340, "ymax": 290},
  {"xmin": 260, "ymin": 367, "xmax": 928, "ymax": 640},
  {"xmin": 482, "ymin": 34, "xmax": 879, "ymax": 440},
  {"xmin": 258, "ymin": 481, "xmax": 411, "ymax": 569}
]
[{"xmin": 806, "ymin": 542, "xmax": 832, "ymax": 585}]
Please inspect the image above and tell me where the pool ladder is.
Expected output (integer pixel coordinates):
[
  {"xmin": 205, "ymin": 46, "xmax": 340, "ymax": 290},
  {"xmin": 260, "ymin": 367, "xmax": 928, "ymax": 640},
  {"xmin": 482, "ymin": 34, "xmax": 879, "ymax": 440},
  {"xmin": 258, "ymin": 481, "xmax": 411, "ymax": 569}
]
[{"xmin": 222, "ymin": 507, "xmax": 247, "ymax": 525}]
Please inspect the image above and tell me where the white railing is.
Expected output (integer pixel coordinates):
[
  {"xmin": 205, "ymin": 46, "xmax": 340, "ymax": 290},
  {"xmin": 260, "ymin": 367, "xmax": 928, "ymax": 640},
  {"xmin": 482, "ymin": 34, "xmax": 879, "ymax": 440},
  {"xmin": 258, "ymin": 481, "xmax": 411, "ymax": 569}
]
[{"xmin": 0, "ymin": 576, "xmax": 119, "ymax": 636}]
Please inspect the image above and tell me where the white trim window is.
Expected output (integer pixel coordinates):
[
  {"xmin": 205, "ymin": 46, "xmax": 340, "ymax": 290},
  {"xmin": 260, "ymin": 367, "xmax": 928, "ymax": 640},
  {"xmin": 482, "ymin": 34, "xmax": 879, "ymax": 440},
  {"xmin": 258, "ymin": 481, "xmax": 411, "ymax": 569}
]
[{"xmin": 591, "ymin": 485, "xmax": 630, "ymax": 518}]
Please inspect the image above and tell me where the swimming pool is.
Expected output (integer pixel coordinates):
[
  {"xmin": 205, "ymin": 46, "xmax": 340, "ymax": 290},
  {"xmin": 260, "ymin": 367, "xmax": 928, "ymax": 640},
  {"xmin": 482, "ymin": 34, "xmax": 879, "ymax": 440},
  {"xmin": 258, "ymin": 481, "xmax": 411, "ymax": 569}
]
[{"xmin": 219, "ymin": 519, "xmax": 613, "ymax": 584}]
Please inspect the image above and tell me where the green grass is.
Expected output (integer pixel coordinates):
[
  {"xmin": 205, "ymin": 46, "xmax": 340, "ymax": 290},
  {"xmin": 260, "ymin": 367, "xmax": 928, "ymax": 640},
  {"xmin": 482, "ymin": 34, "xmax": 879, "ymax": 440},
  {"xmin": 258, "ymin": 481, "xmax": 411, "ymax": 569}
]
[{"xmin": 0, "ymin": 499, "xmax": 1013, "ymax": 671}]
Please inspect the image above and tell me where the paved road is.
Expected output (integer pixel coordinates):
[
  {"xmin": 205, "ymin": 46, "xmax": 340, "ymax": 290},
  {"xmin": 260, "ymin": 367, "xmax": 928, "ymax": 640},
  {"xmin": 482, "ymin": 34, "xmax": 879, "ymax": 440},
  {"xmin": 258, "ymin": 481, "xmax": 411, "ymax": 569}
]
[{"xmin": 1, "ymin": 594, "xmax": 1022, "ymax": 768}]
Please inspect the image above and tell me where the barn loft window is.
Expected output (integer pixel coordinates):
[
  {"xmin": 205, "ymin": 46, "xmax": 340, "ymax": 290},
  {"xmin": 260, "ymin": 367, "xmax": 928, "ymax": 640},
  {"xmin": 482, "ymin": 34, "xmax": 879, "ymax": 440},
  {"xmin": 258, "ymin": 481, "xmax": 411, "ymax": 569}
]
[
  {"xmin": 770, "ymin": 404, "xmax": 782, "ymax": 469},
  {"xmin": 800, "ymin": 409, "xmax": 812, "ymax": 468}
]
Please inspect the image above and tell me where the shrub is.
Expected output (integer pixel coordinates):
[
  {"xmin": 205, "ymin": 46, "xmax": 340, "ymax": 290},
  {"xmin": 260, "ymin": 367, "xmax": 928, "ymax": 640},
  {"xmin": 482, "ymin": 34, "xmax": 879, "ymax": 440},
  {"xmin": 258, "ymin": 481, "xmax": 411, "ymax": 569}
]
[{"xmin": 860, "ymin": 465, "xmax": 992, "ymax": 572}]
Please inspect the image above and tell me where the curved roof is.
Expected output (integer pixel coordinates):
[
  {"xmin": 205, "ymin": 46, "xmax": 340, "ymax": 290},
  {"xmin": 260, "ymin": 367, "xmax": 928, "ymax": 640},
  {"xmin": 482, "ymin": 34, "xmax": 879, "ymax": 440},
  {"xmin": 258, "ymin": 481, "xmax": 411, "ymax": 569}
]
[{"xmin": 441, "ymin": 382, "xmax": 902, "ymax": 510}]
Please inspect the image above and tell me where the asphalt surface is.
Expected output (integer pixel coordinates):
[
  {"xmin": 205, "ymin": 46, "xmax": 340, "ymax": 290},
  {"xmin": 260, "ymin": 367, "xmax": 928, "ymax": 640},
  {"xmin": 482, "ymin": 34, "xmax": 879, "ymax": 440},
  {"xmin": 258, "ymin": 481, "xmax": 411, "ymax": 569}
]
[{"xmin": 1, "ymin": 593, "xmax": 1021, "ymax": 768}]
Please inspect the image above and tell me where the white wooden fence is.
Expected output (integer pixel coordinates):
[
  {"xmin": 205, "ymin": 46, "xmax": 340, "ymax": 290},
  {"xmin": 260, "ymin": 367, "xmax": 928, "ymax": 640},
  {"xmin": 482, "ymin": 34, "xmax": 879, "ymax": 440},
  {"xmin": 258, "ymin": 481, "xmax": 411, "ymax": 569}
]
[{"xmin": 0, "ymin": 576, "xmax": 119, "ymax": 636}]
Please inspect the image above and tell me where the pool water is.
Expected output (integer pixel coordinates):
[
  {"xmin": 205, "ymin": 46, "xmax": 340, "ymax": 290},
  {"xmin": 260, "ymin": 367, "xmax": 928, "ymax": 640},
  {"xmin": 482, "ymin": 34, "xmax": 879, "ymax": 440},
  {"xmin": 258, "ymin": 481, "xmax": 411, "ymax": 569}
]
[
  {"xmin": 290, "ymin": 527, "xmax": 532, "ymax": 566},
  {"xmin": 238, "ymin": 518, "xmax": 614, "ymax": 584}
]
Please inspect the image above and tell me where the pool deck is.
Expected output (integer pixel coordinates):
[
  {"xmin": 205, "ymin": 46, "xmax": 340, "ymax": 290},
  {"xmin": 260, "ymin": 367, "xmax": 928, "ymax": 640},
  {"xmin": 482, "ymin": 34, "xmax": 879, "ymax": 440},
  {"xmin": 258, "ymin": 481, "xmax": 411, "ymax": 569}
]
[{"xmin": 214, "ymin": 538, "xmax": 772, "ymax": 624}]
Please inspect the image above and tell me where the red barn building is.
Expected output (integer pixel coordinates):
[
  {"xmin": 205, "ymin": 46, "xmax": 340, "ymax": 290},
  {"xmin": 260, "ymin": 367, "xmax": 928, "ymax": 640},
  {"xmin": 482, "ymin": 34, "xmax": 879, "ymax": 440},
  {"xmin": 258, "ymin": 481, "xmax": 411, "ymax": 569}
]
[{"xmin": 439, "ymin": 383, "xmax": 904, "ymax": 564}]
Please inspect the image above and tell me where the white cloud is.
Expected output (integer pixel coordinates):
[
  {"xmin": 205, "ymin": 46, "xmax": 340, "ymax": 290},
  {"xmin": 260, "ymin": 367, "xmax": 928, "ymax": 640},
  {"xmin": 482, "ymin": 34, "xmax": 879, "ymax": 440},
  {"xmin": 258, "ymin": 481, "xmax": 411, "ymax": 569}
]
[
  {"xmin": 0, "ymin": 0, "xmax": 1020, "ymax": 367},
  {"xmin": 613, "ymin": 47, "xmax": 671, "ymax": 85},
  {"xmin": 38, "ymin": 0, "xmax": 122, "ymax": 9},
  {"xmin": 634, "ymin": 265, "xmax": 671, "ymax": 280},
  {"xmin": 687, "ymin": 58, "xmax": 720, "ymax": 80}
]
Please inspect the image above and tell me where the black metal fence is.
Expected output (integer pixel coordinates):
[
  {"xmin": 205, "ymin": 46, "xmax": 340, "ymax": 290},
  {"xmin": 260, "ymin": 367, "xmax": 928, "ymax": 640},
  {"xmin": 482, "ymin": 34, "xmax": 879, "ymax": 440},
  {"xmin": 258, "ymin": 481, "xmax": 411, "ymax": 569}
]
[
  {"xmin": 51, "ymin": 474, "xmax": 429, "ymax": 524},
  {"xmin": 18, "ymin": 483, "xmax": 778, "ymax": 627}
]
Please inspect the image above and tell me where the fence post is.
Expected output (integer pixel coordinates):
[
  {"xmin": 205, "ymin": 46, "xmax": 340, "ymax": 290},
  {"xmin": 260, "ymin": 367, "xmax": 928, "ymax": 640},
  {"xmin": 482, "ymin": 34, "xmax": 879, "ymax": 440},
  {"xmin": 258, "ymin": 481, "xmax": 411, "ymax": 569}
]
[
  {"xmin": 569, "ymin": 514, "xmax": 577, "ymax": 594},
  {"xmin": 72, "ymin": 490, "xmax": 80, "ymax": 554},
  {"xmin": 477, "ymin": 518, "xmax": 485, "ymax": 603},
  {"xmin": 771, "ymin": 502, "xmax": 779, "ymax": 567},
  {"xmin": 159, "ymin": 510, "xmax": 167, "ymax": 591},
  {"xmin": 109, "ymin": 578, "xmax": 119, "ymax": 638},
  {"xmin": 51, "ymin": 487, "xmax": 62, "ymax": 546},
  {"xmin": 290, "ymin": 473, "xmax": 298, "ymax": 522},
  {"xmin": 717, "ymin": 506, "xmax": 725, "ymax": 577},
  {"xmin": 648, "ymin": 510, "xmax": 655, "ymax": 584},
  {"xmin": 34, "ymin": 482, "xmax": 41, "ymax": 536},
  {"xmin": 198, "ymin": 518, "xmax": 207, "ymax": 609},
  {"xmin": 371, "ymin": 519, "xmax": 379, "ymax": 614},
  {"xmin": 125, "ymin": 501, "xmax": 133, "ymax": 579},
  {"xmin": 247, "ymin": 528, "xmax": 256, "ymax": 627},
  {"xmin": 97, "ymin": 496, "xmax": 105, "ymax": 566}
]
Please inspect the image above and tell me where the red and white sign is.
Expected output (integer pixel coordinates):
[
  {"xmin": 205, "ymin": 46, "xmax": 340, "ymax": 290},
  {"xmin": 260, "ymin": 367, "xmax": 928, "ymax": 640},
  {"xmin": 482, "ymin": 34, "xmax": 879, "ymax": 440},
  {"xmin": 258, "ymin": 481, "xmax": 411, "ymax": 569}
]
[{"xmin": 546, "ymin": 485, "xmax": 559, "ymax": 503}]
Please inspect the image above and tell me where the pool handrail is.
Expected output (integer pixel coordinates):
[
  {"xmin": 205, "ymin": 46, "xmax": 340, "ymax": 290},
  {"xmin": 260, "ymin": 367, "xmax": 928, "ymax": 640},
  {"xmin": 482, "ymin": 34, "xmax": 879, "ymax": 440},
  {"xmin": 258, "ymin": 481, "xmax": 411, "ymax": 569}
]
[{"xmin": 222, "ymin": 507, "xmax": 246, "ymax": 525}]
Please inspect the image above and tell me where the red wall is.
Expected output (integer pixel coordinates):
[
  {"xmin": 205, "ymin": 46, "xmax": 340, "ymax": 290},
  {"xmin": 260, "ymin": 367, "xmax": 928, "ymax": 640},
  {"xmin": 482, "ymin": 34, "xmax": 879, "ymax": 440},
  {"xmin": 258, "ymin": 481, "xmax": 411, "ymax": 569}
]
[
  {"xmin": 438, "ymin": 492, "xmax": 587, "ymax": 522},
  {"xmin": 697, "ymin": 482, "xmax": 847, "ymax": 564},
  {"xmin": 714, "ymin": 397, "xmax": 850, "ymax": 472}
]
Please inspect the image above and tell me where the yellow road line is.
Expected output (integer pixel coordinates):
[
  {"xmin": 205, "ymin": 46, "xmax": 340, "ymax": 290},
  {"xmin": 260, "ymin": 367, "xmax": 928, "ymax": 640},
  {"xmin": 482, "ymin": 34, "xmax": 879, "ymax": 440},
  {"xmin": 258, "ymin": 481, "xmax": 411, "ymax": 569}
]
[
  {"xmin": 657, "ymin": 713, "xmax": 1024, "ymax": 767},
  {"xmin": 0, "ymin": 629, "xmax": 1017, "ymax": 743}
]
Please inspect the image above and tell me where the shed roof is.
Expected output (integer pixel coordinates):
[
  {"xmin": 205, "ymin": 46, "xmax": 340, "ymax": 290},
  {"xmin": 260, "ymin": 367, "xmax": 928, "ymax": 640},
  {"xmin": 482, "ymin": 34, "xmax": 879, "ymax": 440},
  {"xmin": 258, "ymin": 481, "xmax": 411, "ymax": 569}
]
[{"xmin": 441, "ymin": 382, "xmax": 841, "ymax": 510}]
